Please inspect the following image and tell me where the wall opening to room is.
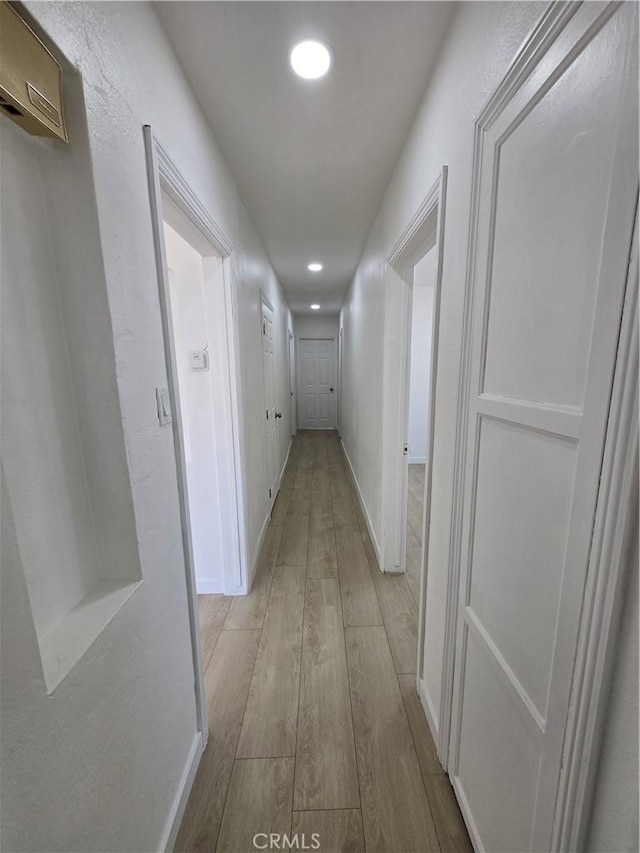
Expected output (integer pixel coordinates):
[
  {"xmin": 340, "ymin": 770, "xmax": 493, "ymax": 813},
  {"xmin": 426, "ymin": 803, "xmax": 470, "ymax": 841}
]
[
  {"xmin": 161, "ymin": 199, "xmax": 230, "ymax": 596},
  {"xmin": 405, "ymin": 249, "xmax": 436, "ymax": 602}
]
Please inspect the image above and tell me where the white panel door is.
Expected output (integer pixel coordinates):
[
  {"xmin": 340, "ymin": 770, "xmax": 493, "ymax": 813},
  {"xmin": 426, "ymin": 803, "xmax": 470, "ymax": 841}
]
[
  {"xmin": 449, "ymin": 4, "xmax": 638, "ymax": 852},
  {"xmin": 298, "ymin": 338, "xmax": 336, "ymax": 429},
  {"xmin": 262, "ymin": 299, "xmax": 278, "ymax": 508}
]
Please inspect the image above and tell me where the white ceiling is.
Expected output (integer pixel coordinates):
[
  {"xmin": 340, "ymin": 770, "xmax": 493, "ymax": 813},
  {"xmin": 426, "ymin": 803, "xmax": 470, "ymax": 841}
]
[{"xmin": 156, "ymin": 2, "xmax": 455, "ymax": 314}]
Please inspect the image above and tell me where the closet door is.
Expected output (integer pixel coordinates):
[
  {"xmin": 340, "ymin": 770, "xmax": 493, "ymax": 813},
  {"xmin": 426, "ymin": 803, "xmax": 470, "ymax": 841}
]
[{"xmin": 448, "ymin": 4, "xmax": 638, "ymax": 851}]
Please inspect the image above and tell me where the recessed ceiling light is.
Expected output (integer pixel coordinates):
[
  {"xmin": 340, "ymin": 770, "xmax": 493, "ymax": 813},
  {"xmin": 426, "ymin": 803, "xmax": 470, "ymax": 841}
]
[
  {"xmin": 307, "ymin": 262, "xmax": 323, "ymax": 272},
  {"xmin": 310, "ymin": 304, "xmax": 321, "ymax": 310},
  {"xmin": 290, "ymin": 41, "xmax": 332, "ymax": 80}
]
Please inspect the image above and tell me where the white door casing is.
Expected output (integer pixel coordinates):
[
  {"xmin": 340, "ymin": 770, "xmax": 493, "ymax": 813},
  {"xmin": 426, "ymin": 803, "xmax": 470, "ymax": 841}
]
[
  {"xmin": 288, "ymin": 328, "xmax": 296, "ymax": 435},
  {"xmin": 384, "ymin": 167, "xmax": 447, "ymax": 583},
  {"xmin": 262, "ymin": 295, "xmax": 278, "ymax": 508},
  {"xmin": 338, "ymin": 327, "xmax": 344, "ymax": 435},
  {"xmin": 298, "ymin": 338, "xmax": 337, "ymax": 430},
  {"xmin": 144, "ymin": 126, "xmax": 247, "ymax": 788},
  {"xmin": 447, "ymin": 4, "xmax": 638, "ymax": 852}
]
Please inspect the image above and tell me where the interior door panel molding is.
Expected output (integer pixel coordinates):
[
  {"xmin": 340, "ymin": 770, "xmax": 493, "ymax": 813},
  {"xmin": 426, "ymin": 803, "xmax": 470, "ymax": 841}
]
[
  {"xmin": 442, "ymin": 0, "xmax": 631, "ymax": 764},
  {"xmin": 440, "ymin": 2, "xmax": 638, "ymax": 849},
  {"xmin": 261, "ymin": 291, "xmax": 275, "ymax": 313},
  {"xmin": 464, "ymin": 605, "xmax": 546, "ymax": 740},
  {"xmin": 476, "ymin": 395, "xmax": 582, "ymax": 441}
]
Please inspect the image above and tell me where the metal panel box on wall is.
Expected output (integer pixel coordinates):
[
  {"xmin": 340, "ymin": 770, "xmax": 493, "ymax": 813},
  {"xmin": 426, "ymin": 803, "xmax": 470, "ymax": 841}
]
[{"xmin": 0, "ymin": 1, "xmax": 67, "ymax": 141}]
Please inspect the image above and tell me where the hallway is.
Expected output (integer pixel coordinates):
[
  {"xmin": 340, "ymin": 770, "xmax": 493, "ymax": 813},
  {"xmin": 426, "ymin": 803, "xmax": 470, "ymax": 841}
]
[
  {"xmin": 2, "ymin": 2, "xmax": 638, "ymax": 850},
  {"xmin": 176, "ymin": 430, "xmax": 471, "ymax": 852}
]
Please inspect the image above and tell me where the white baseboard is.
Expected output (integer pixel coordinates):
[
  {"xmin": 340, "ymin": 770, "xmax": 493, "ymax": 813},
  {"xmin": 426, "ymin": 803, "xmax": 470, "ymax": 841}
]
[
  {"xmin": 418, "ymin": 676, "xmax": 441, "ymax": 754},
  {"xmin": 278, "ymin": 438, "xmax": 292, "ymax": 485},
  {"xmin": 248, "ymin": 511, "xmax": 270, "ymax": 590},
  {"xmin": 246, "ymin": 439, "xmax": 294, "ymax": 595},
  {"xmin": 195, "ymin": 578, "xmax": 224, "ymax": 595},
  {"xmin": 160, "ymin": 731, "xmax": 203, "ymax": 852},
  {"xmin": 408, "ymin": 455, "xmax": 427, "ymax": 465},
  {"xmin": 196, "ymin": 578, "xmax": 223, "ymax": 595},
  {"xmin": 451, "ymin": 772, "xmax": 482, "ymax": 853},
  {"xmin": 340, "ymin": 439, "xmax": 383, "ymax": 568}
]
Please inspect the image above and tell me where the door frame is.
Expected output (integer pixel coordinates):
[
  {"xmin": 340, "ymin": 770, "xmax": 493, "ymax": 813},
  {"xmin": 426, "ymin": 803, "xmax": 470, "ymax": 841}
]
[
  {"xmin": 553, "ymin": 203, "xmax": 638, "ymax": 851},
  {"xmin": 296, "ymin": 336, "xmax": 338, "ymax": 430},
  {"xmin": 288, "ymin": 327, "xmax": 296, "ymax": 436},
  {"xmin": 144, "ymin": 126, "xmax": 248, "ymax": 747},
  {"xmin": 338, "ymin": 326, "xmax": 344, "ymax": 435},
  {"xmin": 384, "ymin": 168, "xmax": 447, "ymax": 739},
  {"xmin": 386, "ymin": 168, "xmax": 447, "ymax": 573},
  {"xmin": 260, "ymin": 291, "xmax": 279, "ymax": 508},
  {"xmin": 441, "ymin": 2, "xmax": 638, "ymax": 847}
]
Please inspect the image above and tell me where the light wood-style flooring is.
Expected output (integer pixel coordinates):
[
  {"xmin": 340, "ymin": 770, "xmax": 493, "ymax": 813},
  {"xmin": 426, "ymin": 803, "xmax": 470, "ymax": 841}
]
[
  {"xmin": 406, "ymin": 464, "xmax": 426, "ymax": 607},
  {"xmin": 175, "ymin": 431, "xmax": 471, "ymax": 853}
]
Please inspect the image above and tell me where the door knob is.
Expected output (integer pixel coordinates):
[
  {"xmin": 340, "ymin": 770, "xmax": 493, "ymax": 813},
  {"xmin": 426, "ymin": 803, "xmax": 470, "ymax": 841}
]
[
  {"xmin": 330, "ymin": 388, "xmax": 334, "ymax": 392},
  {"xmin": 275, "ymin": 412, "xmax": 282, "ymax": 418}
]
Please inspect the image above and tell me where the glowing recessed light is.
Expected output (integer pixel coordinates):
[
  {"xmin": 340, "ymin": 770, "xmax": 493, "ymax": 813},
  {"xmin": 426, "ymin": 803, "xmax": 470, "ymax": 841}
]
[
  {"xmin": 307, "ymin": 262, "xmax": 323, "ymax": 272},
  {"xmin": 290, "ymin": 41, "xmax": 332, "ymax": 80},
  {"xmin": 310, "ymin": 304, "xmax": 321, "ymax": 310}
]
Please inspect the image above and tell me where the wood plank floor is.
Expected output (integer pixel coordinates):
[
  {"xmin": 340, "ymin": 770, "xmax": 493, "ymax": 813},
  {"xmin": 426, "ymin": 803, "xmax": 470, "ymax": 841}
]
[
  {"xmin": 406, "ymin": 464, "xmax": 425, "ymax": 608},
  {"xmin": 176, "ymin": 431, "xmax": 471, "ymax": 853}
]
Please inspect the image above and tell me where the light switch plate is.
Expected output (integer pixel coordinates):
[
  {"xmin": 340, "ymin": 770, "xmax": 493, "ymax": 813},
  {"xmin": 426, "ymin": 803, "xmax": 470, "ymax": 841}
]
[{"xmin": 155, "ymin": 387, "xmax": 172, "ymax": 426}]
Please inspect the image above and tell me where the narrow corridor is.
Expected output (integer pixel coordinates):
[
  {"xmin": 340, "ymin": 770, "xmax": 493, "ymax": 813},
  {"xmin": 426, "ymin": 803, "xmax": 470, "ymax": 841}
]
[{"xmin": 176, "ymin": 430, "xmax": 471, "ymax": 853}]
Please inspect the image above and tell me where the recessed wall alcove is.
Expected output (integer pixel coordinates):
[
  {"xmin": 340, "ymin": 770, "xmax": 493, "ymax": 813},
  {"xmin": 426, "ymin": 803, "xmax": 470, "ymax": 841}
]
[{"xmin": 0, "ymin": 49, "xmax": 142, "ymax": 692}]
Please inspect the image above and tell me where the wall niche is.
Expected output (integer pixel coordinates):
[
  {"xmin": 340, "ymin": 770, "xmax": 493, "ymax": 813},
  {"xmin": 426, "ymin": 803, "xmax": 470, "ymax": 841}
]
[{"xmin": 1, "ymin": 41, "xmax": 142, "ymax": 693}]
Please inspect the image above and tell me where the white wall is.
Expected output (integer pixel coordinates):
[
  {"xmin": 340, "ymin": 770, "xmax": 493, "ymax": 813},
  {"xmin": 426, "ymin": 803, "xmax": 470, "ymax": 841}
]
[
  {"xmin": 586, "ymin": 515, "xmax": 639, "ymax": 853},
  {"xmin": 340, "ymin": 0, "xmax": 542, "ymax": 730},
  {"xmin": 1, "ymin": 122, "xmax": 103, "ymax": 639},
  {"xmin": 1, "ymin": 2, "xmax": 291, "ymax": 850},
  {"xmin": 294, "ymin": 313, "xmax": 340, "ymax": 341},
  {"xmin": 407, "ymin": 251, "xmax": 436, "ymax": 463},
  {"xmin": 233, "ymin": 199, "xmax": 293, "ymax": 577},
  {"xmin": 1, "ymin": 64, "xmax": 142, "ymax": 702}
]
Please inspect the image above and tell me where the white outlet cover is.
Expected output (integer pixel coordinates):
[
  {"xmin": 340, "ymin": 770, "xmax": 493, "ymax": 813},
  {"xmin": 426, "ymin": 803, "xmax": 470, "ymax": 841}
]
[{"xmin": 189, "ymin": 350, "xmax": 209, "ymax": 371}]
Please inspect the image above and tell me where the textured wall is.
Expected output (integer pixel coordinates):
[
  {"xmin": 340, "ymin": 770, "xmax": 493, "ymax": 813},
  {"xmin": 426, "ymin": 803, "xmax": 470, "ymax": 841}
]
[{"xmin": 1, "ymin": 2, "xmax": 291, "ymax": 850}]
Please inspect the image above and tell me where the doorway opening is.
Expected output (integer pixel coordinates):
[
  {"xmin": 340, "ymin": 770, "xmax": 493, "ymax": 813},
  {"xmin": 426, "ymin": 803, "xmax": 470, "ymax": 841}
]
[
  {"xmin": 145, "ymin": 126, "xmax": 246, "ymax": 754},
  {"xmin": 158, "ymin": 189, "xmax": 244, "ymax": 600},
  {"xmin": 162, "ymin": 214, "xmax": 228, "ymax": 593},
  {"xmin": 157, "ymin": 190, "xmax": 245, "ymax": 600},
  {"xmin": 405, "ymin": 250, "xmax": 437, "ymax": 605},
  {"xmin": 385, "ymin": 166, "xmax": 447, "ymax": 737},
  {"xmin": 261, "ymin": 293, "xmax": 280, "ymax": 510}
]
